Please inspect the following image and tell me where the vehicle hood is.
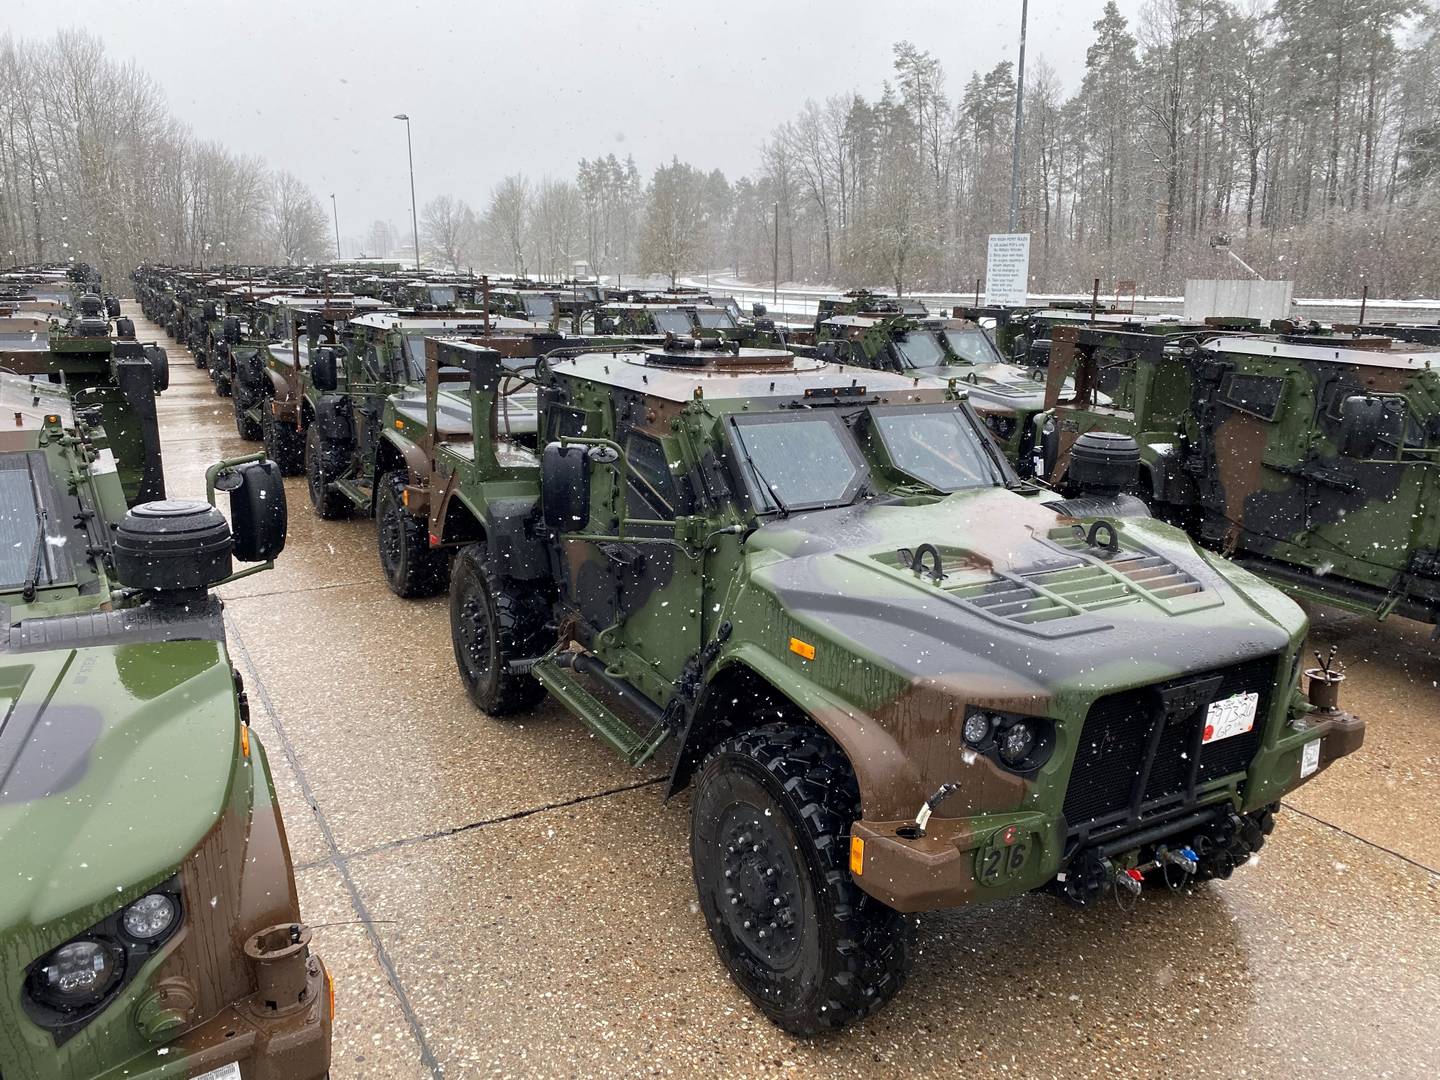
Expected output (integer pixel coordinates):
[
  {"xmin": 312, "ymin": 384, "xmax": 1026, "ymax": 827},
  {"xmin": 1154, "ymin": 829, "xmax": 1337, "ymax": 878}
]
[
  {"xmin": 0, "ymin": 639, "xmax": 238, "ymax": 931},
  {"xmin": 744, "ymin": 487, "xmax": 1300, "ymax": 700}
]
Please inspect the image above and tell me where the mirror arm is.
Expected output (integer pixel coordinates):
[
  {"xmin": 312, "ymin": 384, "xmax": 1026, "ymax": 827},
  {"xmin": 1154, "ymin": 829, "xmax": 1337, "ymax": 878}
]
[{"xmin": 205, "ymin": 451, "xmax": 271, "ymax": 506}]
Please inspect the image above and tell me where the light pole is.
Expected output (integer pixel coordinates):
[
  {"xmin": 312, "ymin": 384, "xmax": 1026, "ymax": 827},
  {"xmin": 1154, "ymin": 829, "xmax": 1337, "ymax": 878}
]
[
  {"xmin": 1008, "ymin": 0, "xmax": 1029, "ymax": 233},
  {"xmin": 393, "ymin": 114, "xmax": 422, "ymax": 271},
  {"xmin": 330, "ymin": 194, "xmax": 341, "ymax": 262}
]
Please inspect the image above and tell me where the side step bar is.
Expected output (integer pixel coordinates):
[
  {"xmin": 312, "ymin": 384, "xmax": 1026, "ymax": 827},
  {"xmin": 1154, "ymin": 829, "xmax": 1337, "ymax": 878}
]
[{"xmin": 531, "ymin": 654, "xmax": 671, "ymax": 766}]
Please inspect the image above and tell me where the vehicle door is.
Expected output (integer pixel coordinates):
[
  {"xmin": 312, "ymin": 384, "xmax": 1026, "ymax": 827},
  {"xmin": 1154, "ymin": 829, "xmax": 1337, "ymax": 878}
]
[{"xmin": 546, "ymin": 403, "xmax": 704, "ymax": 692}]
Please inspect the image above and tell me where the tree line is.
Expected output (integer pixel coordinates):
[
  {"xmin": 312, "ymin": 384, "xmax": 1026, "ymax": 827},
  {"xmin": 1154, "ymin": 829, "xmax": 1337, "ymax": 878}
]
[
  {"xmin": 5, "ymin": 3, "xmax": 1439, "ymax": 299},
  {"xmin": 0, "ymin": 30, "xmax": 329, "ymax": 289}
]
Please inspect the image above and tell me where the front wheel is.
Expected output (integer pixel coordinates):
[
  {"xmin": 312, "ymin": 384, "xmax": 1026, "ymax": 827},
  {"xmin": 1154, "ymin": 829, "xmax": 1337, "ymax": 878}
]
[
  {"xmin": 376, "ymin": 471, "xmax": 449, "ymax": 597},
  {"xmin": 690, "ymin": 724, "xmax": 911, "ymax": 1034},
  {"xmin": 193, "ymin": 346, "xmax": 208, "ymax": 370},
  {"xmin": 261, "ymin": 407, "xmax": 305, "ymax": 475},
  {"xmin": 234, "ymin": 392, "xmax": 262, "ymax": 440},
  {"xmin": 305, "ymin": 424, "xmax": 352, "ymax": 520},
  {"xmin": 448, "ymin": 544, "xmax": 550, "ymax": 714}
]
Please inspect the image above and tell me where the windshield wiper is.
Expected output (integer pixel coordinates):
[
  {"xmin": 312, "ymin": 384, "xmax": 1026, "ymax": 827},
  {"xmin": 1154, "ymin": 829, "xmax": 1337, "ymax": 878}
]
[
  {"xmin": 21, "ymin": 504, "xmax": 48, "ymax": 602},
  {"xmin": 730, "ymin": 422, "xmax": 791, "ymax": 518}
]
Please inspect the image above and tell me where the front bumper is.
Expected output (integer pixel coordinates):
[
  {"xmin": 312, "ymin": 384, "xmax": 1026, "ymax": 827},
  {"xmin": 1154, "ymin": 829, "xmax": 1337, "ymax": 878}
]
[
  {"xmin": 100, "ymin": 951, "xmax": 332, "ymax": 1080},
  {"xmin": 850, "ymin": 708, "xmax": 1365, "ymax": 914}
]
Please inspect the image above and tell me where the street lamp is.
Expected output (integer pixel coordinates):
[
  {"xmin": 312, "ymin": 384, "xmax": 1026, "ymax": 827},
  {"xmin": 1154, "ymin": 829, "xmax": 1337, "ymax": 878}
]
[
  {"xmin": 330, "ymin": 193, "xmax": 341, "ymax": 262},
  {"xmin": 393, "ymin": 114, "xmax": 422, "ymax": 271}
]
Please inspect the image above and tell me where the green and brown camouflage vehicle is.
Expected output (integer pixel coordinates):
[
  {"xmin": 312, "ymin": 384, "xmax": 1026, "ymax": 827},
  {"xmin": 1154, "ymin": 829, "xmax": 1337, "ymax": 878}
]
[
  {"xmin": 384, "ymin": 335, "xmax": 1361, "ymax": 1033},
  {"xmin": 0, "ymin": 373, "xmax": 330, "ymax": 1079},
  {"xmin": 1041, "ymin": 323, "xmax": 1440, "ymax": 626}
]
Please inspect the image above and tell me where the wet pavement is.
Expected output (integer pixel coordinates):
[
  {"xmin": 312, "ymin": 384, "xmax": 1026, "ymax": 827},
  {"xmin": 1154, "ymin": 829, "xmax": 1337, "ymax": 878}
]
[{"xmin": 132, "ymin": 304, "xmax": 1440, "ymax": 1079}]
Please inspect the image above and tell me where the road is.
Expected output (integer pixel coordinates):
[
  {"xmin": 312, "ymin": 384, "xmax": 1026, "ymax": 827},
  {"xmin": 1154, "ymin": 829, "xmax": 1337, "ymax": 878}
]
[{"xmin": 129, "ymin": 303, "xmax": 1440, "ymax": 1079}]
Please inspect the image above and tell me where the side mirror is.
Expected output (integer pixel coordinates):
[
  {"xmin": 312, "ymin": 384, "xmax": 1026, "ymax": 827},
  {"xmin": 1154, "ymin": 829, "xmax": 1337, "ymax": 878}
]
[
  {"xmin": 144, "ymin": 344, "xmax": 169, "ymax": 393},
  {"xmin": 752, "ymin": 303, "xmax": 767, "ymax": 318},
  {"xmin": 220, "ymin": 460, "xmax": 287, "ymax": 562},
  {"xmin": 1338, "ymin": 395, "xmax": 1385, "ymax": 458},
  {"xmin": 541, "ymin": 442, "xmax": 590, "ymax": 532},
  {"xmin": 223, "ymin": 315, "xmax": 241, "ymax": 344},
  {"xmin": 311, "ymin": 347, "xmax": 339, "ymax": 392}
]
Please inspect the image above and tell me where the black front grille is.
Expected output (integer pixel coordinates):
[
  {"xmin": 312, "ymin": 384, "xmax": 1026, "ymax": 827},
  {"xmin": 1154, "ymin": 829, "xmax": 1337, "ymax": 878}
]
[{"xmin": 1062, "ymin": 655, "xmax": 1280, "ymax": 837}]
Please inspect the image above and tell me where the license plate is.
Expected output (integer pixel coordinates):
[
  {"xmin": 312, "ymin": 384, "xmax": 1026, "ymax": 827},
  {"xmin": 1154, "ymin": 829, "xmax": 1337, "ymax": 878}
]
[
  {"xmin": 194, "ymin": 1064, "xmax": 242, "ymax": 1080},
  {"xmin": 1203, "ymin": 691, "xmax": 1259, "ymax": 745}
]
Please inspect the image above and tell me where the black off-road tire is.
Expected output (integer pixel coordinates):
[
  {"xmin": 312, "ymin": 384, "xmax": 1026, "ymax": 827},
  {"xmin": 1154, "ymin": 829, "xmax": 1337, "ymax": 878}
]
[
  {"xmin": 233, "ymin": 391, "xmax": 262, "ymax": 440},
  {"xmin": 691, "ymin": 724, "xmax": 911, "ymax": 1035},
  {"xmin": 214, "ymin": 369, "xmax": 232, "ymax": 397},
  {"xmin": 376, "ymin": 471, "xmax": 449, "ymax": 597},
  {"xmin": 192, "ymin": 345, "xmax": 207, "ymax": 369},
  {"xmin": 306, "ymin": 424, "xmax": 352, "ymax": 520},
  {"xmin": 261, "ymin": 407, "xmax": 305, "ymax": 475},
  {"xmin": 448, "ymin": 544, "xmax": 550, "ymax": 715}
]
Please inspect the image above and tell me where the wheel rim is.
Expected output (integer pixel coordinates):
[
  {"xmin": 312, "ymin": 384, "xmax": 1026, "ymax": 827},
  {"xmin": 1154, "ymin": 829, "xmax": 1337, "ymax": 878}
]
[
  {"xmin": 457, "ymin": 583, "xmax": 493, "ymax": 684},
  {"xmin": 714, "ymin": 801, "xmax": 805, "ymax": 968}
]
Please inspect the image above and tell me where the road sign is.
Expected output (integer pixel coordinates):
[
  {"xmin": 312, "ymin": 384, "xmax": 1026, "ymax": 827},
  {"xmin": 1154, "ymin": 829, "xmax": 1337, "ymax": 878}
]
[{"xmin": 985, "ymin": 233, "xmax": 1030, "ymax": 306}]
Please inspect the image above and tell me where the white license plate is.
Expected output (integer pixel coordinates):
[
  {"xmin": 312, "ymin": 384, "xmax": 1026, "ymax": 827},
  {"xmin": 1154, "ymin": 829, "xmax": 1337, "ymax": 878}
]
[
  {"xmin": 1301, "ymin": 738, "xmax": 1322, "ymax": 778},
  {"xmin": 194, "ymin": 1064, "xmax": 242, "ymax": 1080},
  {"xmin": 1203, "ymin": 691, "xmax": 1259, "ymax": 745}
]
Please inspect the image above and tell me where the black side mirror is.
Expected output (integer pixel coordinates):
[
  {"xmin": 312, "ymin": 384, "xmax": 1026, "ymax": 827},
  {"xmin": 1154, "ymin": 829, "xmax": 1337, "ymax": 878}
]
[
  {"xmin": 311, "ymin": 347, "xmax": 339, "ymax": 392},
  {"xmin": 541, "ymin": 442, "xmax": 590, "ymax": 532},
  {"xmin": 1338, "ymin": 395, "xmax": 1385, "ymax": 458},
  {"xmin": 223, "ymin": 315, "xmax": 241, "ymax": 344},
  {"xmin": 144, "ymin": 344, "xmax": 169, "ymax": 393},
  {"xmin": 752, "ymin": 303, "xmax": 767, "ymax": 318},
  {"xmin": 223, "ymin": 460, "xmax": 288, "ymax": 562}
]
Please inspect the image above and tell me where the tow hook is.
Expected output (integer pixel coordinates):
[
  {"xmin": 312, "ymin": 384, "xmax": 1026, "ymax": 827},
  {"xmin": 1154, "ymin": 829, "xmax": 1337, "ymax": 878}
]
[
  {"xmin": 1305, "ymin": 646, "xmax": 1345, "ymax": 711},
  {"xmin": 907, "ymin": 782, "xmax": 960, "ymax": 839},
  {"xmin": 1161, "ymin": 845, "xmax": 1200, "ymax": 875},
  {"xmin": 1113, "ymin": 865, "xmax": 1144, "ymax": 896}
]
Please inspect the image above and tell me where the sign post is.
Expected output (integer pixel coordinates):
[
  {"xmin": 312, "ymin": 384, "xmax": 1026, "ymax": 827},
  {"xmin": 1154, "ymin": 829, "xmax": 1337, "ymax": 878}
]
[{"xmin": 985, "ymin": 233, "xmax": 1031, "ymax": 306}]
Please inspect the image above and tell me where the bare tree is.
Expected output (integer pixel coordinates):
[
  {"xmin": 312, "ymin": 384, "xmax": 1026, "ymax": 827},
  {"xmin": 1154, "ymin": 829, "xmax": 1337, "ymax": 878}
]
[
  {"xmin": 266, "ymin": 171, "xmax": 326, "ymax": 264},
  {"xmin": 421, "ymin": 194, "xmax": 479, "ymax": 271},
  {"xmin": 640, "ymin": 159, "xmax": 706, "ymax": 289},
  {"xmin": 484, "ymin": 175, "xmax": 530, "ymax": 277}
]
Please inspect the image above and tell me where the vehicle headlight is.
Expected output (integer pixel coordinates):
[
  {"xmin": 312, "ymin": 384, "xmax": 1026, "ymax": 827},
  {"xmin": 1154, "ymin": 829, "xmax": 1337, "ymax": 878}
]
[
  {"xmin": 999, "ymin": 720, "xmax": 1037, "ymax": 766},
  {"xmin": 123, "ymin": 893, "xmax": 177, "ymax": 940},
  {"xmin": 963, "ymin": 712, "xmax": 993, "ymax": 747},
  {"xmin": 31, "ymin": 940, "xmax": 122, "ymax": 1008}
]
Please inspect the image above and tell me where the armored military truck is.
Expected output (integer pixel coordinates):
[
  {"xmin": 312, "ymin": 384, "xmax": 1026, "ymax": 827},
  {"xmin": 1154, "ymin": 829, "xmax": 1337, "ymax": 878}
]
[
  {"xmin": 1042, "ymin": 323, "xmax": 1440, "ymax": 626},
  {"xmin": 0, "ymin": 374, "xmax": 330, "ymax": 1079},
  {"xmin": 390, "ymin": 336, "xmax": 1362, "ymax": 1032}
]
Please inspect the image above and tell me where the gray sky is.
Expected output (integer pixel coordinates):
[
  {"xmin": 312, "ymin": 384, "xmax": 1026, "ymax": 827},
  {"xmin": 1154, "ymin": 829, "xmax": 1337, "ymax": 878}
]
[{"xmin": 10, "ymin": 0, "xmax": 1133, "ymax": 242}]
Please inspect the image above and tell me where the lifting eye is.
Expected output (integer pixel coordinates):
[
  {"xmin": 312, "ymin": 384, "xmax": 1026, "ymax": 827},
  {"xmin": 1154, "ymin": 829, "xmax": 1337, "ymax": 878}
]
[{"xmin": 897, "ymin": 543, "xmax": 946, "ymax": 582}]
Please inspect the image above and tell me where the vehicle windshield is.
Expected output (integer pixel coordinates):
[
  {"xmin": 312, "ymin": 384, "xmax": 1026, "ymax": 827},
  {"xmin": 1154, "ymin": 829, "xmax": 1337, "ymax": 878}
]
[
  {"xmin": 427, "ymin": 287, "xmax": 456, "ymax": 306},
  {"xmin": 522, "ymin": 294, "xmax": 555, "ymax": 321},
  {"xmin": 652, "ymin": 310, "xmax": 692, "ymax": 335},
  {"xmin": 892, "ymin": 331, "xmax": 947, "ymax": 370},
  {"xmin": 728, "ymin": 414, "xmax": 865, "ymax": 513},
  {"xmin": 870, "ymin": 406, "xmax": 1008, "ymax": 492},
  {"xmin": 943, "ymin": 326, "xmax": 1004, "ymax": 366},
  {"xmin": 695, "ymin": 308, "xmax": 736, "ymax": 330},
  {"xmin": 401, "ymin": 332, "xmax": 428, "ymax": 380}
]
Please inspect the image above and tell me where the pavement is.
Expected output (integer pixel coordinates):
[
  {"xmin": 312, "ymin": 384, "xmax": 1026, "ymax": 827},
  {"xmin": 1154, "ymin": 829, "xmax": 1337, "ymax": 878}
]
[{"xmin": 130, "ymin": 303, "xmax": 1440, "ymax": 1079}]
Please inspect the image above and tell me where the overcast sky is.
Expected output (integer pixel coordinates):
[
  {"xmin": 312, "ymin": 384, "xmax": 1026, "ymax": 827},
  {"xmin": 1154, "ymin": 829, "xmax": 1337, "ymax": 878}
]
[{"xmin": 9, "ymin": 0, "xmax": 1137, "ymax": 243}]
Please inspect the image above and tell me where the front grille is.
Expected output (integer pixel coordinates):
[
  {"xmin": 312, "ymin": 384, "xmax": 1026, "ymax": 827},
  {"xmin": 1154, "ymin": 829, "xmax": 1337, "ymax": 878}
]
[{"xmin": 1062, "ymin": 654, "xmax": 1280, "ymax": 837}]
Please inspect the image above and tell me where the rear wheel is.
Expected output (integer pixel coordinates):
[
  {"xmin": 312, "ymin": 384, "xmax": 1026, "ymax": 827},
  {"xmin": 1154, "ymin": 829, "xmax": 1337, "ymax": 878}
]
[
  {"xmin": 448, "ymin": 544, "xmax": 549, "ymax": 714},
  {"xmin": 261, "ymin": 407, "xmax": 305, "ymax": 475},
  {"xmin": 193, "ymin": 346, "xmax": 208, "ymax": 370},
  {"xmin": 376, "ymin": 471, "xmax": 449, "ymax": 597},
  {"xmin": 691, "ymin": 724, "xmax": 911, "ymax": 1034},
  {"xmin": 306, "ymin": 425, "xmax": 352, "ymax": 520}
]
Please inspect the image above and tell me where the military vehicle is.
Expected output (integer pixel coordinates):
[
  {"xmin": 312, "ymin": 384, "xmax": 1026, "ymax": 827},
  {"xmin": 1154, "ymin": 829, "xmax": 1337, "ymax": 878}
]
[
  {"xmin": 1041, "ymin": 323, "xmax": 1440, "ymax": 626},
  {"xmin": 382, "ymin": 334, "xmax": 1362, "ymax": 1032},
  {"xmin": 235, "ymin": 293, "xmax": 389, "ymax": 474},
  {"xmin": 0, "ymin": 374, "xmax": 331, "ymax": 1079}
]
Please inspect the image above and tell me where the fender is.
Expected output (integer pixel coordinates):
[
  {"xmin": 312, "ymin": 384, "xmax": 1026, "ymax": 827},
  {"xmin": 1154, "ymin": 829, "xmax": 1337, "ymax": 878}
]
[
  {"xmin": 375, "ymin": 429, "xmax": 432, "ymax": 490},
  {"xmin": 671, "ymin": 642, "xmax": 917, "ymax": 819}
]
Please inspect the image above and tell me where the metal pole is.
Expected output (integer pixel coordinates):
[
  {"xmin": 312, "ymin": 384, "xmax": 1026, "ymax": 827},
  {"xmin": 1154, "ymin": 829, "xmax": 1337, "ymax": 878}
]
[
  {"xmin": 330, "ymin": 194, "xmax": 341, "ymax": 262},
  {"xmin": 1008, "ymin": 0, "xmax": 1029, "ymax": 233},
  {"xmin": 1359, "ymin": 284, "xmax": 1368, "ymax": 324},
  {"xmin": 772, "ymin": 202, "xmax": 779, "ymax": 308},
  {"xmin": 395, "ymin": 114, "xmax": 421, "ymax": 271}
]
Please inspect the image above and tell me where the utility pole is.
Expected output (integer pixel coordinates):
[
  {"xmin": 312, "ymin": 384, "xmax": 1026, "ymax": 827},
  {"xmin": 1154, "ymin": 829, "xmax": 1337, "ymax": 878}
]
[
  {"xmin": 772, "ymin": 201, "xmax": 779, "ymax": 308},
  {"xmin": 394, "ymin": 114, "xmax": 422, "ymax": 271},
  {"xmin": 330, "ymin": 194, "xmax": 341, "ymax": 262},
  {"xmin": 1008, "ymin": 0, "xmax": 1029, "ymax": 233}
]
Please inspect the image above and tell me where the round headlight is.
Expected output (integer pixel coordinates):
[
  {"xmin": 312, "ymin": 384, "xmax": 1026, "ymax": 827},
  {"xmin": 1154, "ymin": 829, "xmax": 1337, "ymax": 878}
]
[
  {"xmin": 963, "ymin": 713, "xmax": 992, "ymax": 747},
  {"xmin": 123, "ymin": 893, "xmax": 177, "ymax": 940},
  {"xmin": 999, "ymin": 721, "xmax": 1037, "ymax": 766},
  {"xmin": 38, "ymin": 940, "xmax": 120, "ymax": 1005}
]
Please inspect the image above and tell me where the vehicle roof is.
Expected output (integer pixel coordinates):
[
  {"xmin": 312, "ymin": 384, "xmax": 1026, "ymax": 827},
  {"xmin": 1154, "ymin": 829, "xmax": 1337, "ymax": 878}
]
[
  {"xmin": 549, "ymin": 347, "xmax": 943, "ymax": 404},
  {"xmin": 1203, "ymin": 335, "xmax": 1440, "ymax": 370}
]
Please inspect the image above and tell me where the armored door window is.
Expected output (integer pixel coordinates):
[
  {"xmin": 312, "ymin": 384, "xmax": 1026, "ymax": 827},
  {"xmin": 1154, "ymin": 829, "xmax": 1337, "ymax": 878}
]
[
  {"xmin": 1218, "ymin": 372, "xmax": 1286, "ymax": 421},
  {"xmin": 625, "ymin": 433, "xmax": 687, "ymax": 521},
  {"xmin": 652, "ymin": 310, "xmax": 692, "ymax": 336}
]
